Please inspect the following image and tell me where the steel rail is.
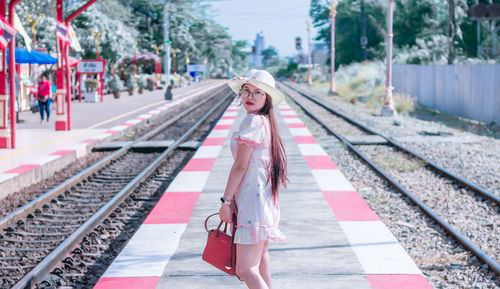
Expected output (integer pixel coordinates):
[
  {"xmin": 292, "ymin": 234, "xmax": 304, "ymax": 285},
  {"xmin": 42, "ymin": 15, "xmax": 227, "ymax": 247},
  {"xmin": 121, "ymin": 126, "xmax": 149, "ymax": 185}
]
[
  {"xmin": 0, "ymin": 84, "xmax": 226, "ymax": 232},
  {"xmin": 282, "ymin": 82, "xmax": 500, "ymax": 205},
  {"xmin": 12, "ymin": 91, "xmax": 233, "ymax": 289},
  {"xmin": 279, "ymin": 82, "xmax": 500, "ymax": 275}
]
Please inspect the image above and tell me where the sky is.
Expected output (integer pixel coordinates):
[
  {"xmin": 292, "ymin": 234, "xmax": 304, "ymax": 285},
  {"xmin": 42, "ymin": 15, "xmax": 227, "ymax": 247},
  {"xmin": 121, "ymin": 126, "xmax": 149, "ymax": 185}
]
[{"xmin": 201, "ymin": 0, "xmax": 320, "ymax": 58}]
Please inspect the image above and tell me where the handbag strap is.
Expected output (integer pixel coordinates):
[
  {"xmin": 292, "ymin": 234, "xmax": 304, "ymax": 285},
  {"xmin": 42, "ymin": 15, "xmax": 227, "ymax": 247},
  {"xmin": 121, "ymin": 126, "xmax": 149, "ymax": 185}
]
[
  {"xmin": 204, "ymin": 213, "xmax": 220, "ymax": 232},
  {"xmin": 204, "ymin": 212, "xmax": 231, "ymax": 234}
]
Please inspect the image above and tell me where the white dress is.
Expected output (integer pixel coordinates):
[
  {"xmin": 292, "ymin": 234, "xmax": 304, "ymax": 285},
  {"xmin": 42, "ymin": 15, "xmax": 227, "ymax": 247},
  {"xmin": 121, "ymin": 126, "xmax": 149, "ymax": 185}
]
[{"xmin": 230, "ymin": 113, "xmax": 286, "ymax": 244}]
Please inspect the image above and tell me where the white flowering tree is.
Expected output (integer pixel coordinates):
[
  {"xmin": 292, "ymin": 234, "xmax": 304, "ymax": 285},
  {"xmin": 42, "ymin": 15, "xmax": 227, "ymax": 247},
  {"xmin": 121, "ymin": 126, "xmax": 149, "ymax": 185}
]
[
  {"xmin": 15, "ymin": 0, "xmax": 248, "ymax": 75},
  {"xmin": 69, "ymin": 4, "xmax": 138, "ymax": 67}
]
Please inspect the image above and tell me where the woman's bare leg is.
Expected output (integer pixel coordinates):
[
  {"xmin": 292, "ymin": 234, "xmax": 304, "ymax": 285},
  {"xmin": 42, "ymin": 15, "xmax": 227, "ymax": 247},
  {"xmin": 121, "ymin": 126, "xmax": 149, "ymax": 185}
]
[
  {"xmin": 236, "ymin": 242, "xmax": 269, "ymax": 289},
  {"xmin": 259, "ymin": 241, "xmax": 272, "ymax": 289}
]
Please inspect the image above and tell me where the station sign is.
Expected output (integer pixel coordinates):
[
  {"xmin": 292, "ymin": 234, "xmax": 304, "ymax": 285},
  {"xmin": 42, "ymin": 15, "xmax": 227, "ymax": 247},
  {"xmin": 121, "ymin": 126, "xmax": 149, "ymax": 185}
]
[{"xmin": 77, "ymin": 60, "xmax": 104, "ymax": 73}]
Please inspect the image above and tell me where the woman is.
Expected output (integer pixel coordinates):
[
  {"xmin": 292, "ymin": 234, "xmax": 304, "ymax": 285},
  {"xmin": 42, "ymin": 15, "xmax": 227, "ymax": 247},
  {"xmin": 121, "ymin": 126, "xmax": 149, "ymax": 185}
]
[
  {"xmin": 37, "ymin": 74, "xmax": 52, "ymax": 123},
  {"xmin": 219, "ymin": 70, "xmax": 288, "ymax": 289}
]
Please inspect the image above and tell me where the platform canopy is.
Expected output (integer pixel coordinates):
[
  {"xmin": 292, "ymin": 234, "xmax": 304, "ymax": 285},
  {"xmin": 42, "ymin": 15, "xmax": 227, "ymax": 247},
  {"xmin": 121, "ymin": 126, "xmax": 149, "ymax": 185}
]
[{"xmin": 7, "ymin": 47, "xmax": 57, "ymax": 64}]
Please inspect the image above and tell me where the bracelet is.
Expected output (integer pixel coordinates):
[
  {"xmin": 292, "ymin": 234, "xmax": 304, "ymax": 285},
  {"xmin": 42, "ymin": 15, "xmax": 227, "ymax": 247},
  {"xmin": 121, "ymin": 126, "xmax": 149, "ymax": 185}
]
[{"xmin": 220, "ymin": 197, "xmax": 232, "ymax": 206}]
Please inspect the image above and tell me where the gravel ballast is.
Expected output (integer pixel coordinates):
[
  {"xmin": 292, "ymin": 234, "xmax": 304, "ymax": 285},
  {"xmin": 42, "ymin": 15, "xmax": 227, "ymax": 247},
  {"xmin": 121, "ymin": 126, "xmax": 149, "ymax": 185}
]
[{"xmin": 282, "ymin": 84, "xmax": 500, "ymax": 289}]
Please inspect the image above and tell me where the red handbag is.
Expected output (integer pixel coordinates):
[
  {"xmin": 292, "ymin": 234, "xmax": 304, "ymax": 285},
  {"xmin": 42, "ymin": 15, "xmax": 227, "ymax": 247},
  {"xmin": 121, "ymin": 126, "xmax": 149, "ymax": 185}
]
[{"xmin": 202, "ymin": 213, "xmax": 240, "ymax": 279}]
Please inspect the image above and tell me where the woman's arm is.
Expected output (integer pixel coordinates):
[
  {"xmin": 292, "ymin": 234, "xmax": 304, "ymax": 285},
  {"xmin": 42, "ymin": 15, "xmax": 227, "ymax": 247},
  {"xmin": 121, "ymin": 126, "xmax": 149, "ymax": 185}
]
[{"xmin": 219, "ymin": 143, "xmax": 254, "ymax": 223}]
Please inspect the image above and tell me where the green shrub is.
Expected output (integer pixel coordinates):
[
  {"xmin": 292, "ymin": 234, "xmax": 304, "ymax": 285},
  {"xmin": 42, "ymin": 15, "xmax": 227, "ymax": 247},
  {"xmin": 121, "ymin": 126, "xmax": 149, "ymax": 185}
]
[
  {"xmin": 394, "ymin": 93, "xmax": 416, "ymax": 115},
  {"xmin": 85, "ymin": 79, "xmax": 99, "ymax": 91},
  {"xmin": 126, "ymin": 74, "xmax": 136, "ymax": 89},
  {"xmin": 108, "ymin": 74, "xmax": 123, "ymax": 92},
  {"xmin": 137, "ymin": 75, "xmax": 147, "ymax": 88}
]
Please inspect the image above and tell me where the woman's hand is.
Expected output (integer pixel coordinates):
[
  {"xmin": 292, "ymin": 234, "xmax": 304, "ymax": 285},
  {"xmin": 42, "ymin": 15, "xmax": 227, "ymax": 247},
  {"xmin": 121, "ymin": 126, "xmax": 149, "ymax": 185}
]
[{"xmin": 219, "ymin": 203, "xmax": 234, "ymax": 223}]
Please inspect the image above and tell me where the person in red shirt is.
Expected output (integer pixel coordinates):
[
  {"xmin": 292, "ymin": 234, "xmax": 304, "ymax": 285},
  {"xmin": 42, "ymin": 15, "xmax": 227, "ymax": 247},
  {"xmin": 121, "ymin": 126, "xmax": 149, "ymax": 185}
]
[{"xmin": 37, "ymin": 74, "xmax": 52, "ymax": 123}]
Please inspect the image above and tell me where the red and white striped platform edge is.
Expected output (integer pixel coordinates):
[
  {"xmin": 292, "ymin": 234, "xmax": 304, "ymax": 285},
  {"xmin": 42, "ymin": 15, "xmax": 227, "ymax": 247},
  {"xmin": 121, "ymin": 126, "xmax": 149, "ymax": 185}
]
[
  {"xmin": 0, "ymin": 84, "xmax": 222, "ymax": 192},
  {"xmin": 278, "ymin": 101, "xmax": 432, "ymax": 289},
  {"xmin": 94, "ymin": 100, "xmax": 433, "ymax": 289},
  {"xmin": 93, "ymin": 99, "xmax": 241, "ymax": 289}
]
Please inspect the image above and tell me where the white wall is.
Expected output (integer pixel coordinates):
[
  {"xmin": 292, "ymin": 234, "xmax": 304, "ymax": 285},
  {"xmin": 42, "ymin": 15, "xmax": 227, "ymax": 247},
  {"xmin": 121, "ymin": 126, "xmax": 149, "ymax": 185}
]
[{"xmin": 393, "ymin": 64, "xmax": 500, "ymax": 124}]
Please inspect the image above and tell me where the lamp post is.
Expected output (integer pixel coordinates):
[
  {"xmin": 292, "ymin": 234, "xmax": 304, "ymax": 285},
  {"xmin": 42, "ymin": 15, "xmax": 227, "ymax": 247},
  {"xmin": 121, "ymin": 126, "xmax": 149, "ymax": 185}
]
[
  {"xmin": 133, "ymin": 38, "xmax": 138, "ymax": 81},
  {"xmin": 152, "ymin": 44, "xmax": 163, "ymax": 85},
  {"xmin": 163, "ymin": 0, "xmax": 170, "ymax": 83},
  {"xmin": 185, "ymin": 51, "xmax": 190, "ymax": 66},
  {"xmin": 381, "ymin": 0, "xmax": 396, "ymax": 116},
  {"xmin": 91, "ymin": 28, "xmax": 102, "ymax": 60},
  {"xmin": 329, "ymin": 0, "xmax": 337, "ymax": 95},
  {"xmin": 307, "ymin": 19, "xmax": 312, "ymax": 86},
  {"xmin": 171, "ymin": 48, "xmax": 179, "ymax": 75},
  {"xmin": 57, "ymin": 0, "xmax": 98, "ymax": 131},
  {"xmin": 26, "ymin": 12, "xmax": 44, "ymax": 47}
]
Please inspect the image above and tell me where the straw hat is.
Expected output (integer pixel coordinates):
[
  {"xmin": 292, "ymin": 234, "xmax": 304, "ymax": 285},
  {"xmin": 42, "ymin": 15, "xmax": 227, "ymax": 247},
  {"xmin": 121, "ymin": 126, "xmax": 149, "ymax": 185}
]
[{"xmin": 228, "ymin": 70, "xmax": 284, "ymax": 105}]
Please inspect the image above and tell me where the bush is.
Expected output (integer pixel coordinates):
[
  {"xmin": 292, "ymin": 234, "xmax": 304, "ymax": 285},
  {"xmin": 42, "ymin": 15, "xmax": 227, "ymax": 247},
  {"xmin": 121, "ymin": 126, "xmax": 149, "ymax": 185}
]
[
  {"xmin": 85, "ymin": 79, "xmax": 99, "ymax": 92},
  {"xmin": 146, "ymin": 77, "xmax": 155, "ymax": 91},
  {"xmin": 108, "ymin": 74, "xmax": 123, "ymax": 92},
  {"xmin": 335, "ymin": 61, "xmax": 386, "ymax": 109},
  {"xmin": 394, "ymin": 93, "xmax": 416, "ymax": 115},
  {"xmin": 137, "ymin": 75, "xmax": 147, "ymax": 88},
  {"xmin": 125, "ymin": 74, "xmax": 136, "ymax": 89}
]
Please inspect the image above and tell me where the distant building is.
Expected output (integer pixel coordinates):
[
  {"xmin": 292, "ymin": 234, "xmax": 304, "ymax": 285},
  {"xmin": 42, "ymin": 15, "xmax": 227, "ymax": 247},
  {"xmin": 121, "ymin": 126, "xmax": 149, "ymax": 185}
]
[
  {"xmin": 312, "ymin": 42, "xmax": 328, "ymax": 67},
  {"xmin": 248, "ymin": 31, "xmax": 265, "ymax": 68}
]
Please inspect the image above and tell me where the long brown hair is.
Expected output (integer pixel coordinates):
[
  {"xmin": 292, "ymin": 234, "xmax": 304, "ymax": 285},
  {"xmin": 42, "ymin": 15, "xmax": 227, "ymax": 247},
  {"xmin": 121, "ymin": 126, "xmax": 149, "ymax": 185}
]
[{"xmin": 257, "ymin": 94, "xmax": 288, "ymax": 203}]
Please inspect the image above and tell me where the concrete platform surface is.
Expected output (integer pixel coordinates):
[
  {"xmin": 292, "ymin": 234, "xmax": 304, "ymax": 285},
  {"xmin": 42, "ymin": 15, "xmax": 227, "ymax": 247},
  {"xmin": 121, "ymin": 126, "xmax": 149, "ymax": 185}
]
[
  {"xmin": 93, "ymin": 100, "xmax": 433, "ymax": 289},
  {"xmin": 0, "ymin": 80, "xmax": 226, "ymax": 199}
]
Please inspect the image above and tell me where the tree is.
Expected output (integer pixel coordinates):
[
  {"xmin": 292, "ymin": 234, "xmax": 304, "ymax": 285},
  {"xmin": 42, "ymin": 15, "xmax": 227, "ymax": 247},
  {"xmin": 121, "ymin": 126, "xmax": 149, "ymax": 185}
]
[
  {"xmin": 14, "ymin": 0, "xmax": 249, "ymax": 75},
  {"xmin": 70, "ymin": 4, "xmax": 138, "ymax": 66},
  {"xmin": 393, "ymin": 0, "xmax": 443, "ymax": 48},
  {"xmin": 310, "ymin": 0, "xmax": 386, "ymax": 67},
  {"xmin": 231, "ymin": 40, "xmax": 250, "ymax": 75},
  {"xmin": 261, "ymin": 46, "xmax": 279, "ymax": 67}
]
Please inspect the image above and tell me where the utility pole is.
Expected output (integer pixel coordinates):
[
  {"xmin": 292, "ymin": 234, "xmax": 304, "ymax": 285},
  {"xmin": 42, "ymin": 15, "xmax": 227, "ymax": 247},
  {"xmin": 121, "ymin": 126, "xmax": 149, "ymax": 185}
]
[
  {"xmin": 329, "ymin": 0, "xmax": 337, "ymax": 95},
  {"xmin": 164, "ymin": 0, "xmax": 171, "ymax": 83},
  {"xmin": 381, "ymin": 0, "xmax": 396, "ymax": 116},
  {"xmin": 447, "ymin": 0, "xmax": 457, "ymax": 64},
  {"xmin": 360, "ymin": 0, "xmax": 367, "ymax": 61},
  {"xmin": 307, "ymin": 19, "xmax": 312, "ymax": 85}
]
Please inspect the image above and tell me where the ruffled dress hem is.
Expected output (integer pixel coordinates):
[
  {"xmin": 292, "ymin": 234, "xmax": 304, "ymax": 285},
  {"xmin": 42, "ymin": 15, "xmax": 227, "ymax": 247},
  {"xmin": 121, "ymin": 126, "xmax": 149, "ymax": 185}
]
[{"xmin": 234, "ymin": 225, "xmax": 286, "ymax": 245}]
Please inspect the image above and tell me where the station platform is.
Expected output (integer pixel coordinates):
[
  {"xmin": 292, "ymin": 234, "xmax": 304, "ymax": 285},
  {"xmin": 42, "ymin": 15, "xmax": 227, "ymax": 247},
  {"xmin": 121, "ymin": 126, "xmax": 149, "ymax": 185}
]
[
  {"xmin": 0, "ymin": 80, "xmax": 225, "ymax": 200},
  {"xmin": 93, "ymin": 98, "xmax": 434, "ymax": 289}
]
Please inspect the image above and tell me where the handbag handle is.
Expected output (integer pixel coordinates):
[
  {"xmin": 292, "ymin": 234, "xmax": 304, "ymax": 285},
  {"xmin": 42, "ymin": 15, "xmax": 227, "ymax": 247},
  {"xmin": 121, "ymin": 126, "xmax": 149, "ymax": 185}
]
[{"xmin": 204, "ymin": 213, "xmax": 235, "ymax": 234}]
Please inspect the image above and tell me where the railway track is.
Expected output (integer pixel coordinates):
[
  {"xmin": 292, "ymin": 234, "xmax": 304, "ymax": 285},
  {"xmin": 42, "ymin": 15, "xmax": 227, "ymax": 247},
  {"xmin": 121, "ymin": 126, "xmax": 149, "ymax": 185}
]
[
  {"xmin": 0, "ymin": 86, "xmax": 234, "ymax": 289},
  {"xmin": 278, "ymin": 81, "xmax": 500, "ymax": 276}
]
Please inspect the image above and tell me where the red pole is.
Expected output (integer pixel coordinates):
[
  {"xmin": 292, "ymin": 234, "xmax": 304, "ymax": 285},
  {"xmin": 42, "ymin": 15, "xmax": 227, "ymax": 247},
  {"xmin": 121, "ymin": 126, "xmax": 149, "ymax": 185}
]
[
  {"xmin": 100, "ymin": 73, "xmax": 103, "ymax": 102},
  {"xmin": 381, "ymin": 0, "xmax": 396, "ymax": 116},
  {"xmin": 9, "ymin": 0, "xmax": 22, "ymax": 148},
  {"xmin": 65, "ymin": 0, "xmax": 98, "ymax": 23},
  {"xmin": 155, "ymin": 61, "xmax": 159, "ymax": 89},
  {"xmin": 78, "ymin": 72, "xmax": 81, "ymax": 102},
  {"xmin": 173, "ymin": 53, "xmax": 177, "ymax": 74},
  {"xmin": 60, "ymin": 0, "xmax": 99, "ymax": 129},
  {"xmin": 329, "ymin": 1, "xmax": 337, "ymax": 95},
  {"xmin": 0, "ymin": 0, "xmax": 9, "ymax": 148},
  {"xmin": 134, "ymin": 54, "xmax": 137, "ymax": 76},
  {"xmin": 65, "ymin": 42, "xmax": 71, "ymax": 129},
  {"xmin": 55, "ymin": 0, "xmax": 67, "ymax": 130}
]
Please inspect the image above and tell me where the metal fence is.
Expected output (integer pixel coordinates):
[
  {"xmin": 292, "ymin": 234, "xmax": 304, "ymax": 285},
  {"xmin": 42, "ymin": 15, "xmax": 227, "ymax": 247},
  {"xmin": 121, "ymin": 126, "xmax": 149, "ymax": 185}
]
[{"xmin": 393, "ymin": 64, "xmax": 500, "ymax": 124}]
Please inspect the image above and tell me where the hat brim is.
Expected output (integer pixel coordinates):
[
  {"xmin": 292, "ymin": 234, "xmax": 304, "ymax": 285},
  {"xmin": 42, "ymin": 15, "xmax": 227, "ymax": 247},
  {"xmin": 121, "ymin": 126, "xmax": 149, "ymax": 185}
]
[{"xmin": 228, "ymin": 78, "xmax": 284, "ymax": 105}]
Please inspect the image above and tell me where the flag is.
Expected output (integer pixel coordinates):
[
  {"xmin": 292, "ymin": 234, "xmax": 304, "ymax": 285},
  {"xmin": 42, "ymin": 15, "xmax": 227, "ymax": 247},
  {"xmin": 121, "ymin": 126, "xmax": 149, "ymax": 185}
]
[
  {"xmin": 68, "ymin": 24, "xmax": 82, "ymax": 52},
  {"xmin": 14, "ymin": 12, "xmax": 32, "ymax": 52},
  {"xmin": 56, "ymin": 20, "xmax": 70, "ymax": 43},
  {"xmin": 0, "ymin": 16, "xmax": 17, "ymax": 50}
]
